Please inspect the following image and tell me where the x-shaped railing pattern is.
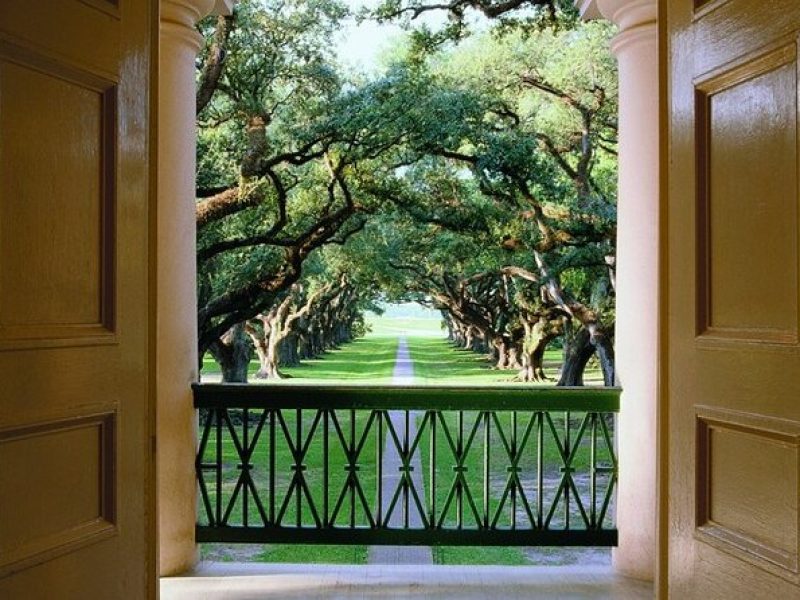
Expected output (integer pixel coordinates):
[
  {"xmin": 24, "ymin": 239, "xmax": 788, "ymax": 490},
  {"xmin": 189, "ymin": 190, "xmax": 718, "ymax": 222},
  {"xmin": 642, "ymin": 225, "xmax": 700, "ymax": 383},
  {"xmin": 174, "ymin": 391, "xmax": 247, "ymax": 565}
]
[{"xmin": 194, "ymin": 384, "xmax": 619, "ymax": 547}]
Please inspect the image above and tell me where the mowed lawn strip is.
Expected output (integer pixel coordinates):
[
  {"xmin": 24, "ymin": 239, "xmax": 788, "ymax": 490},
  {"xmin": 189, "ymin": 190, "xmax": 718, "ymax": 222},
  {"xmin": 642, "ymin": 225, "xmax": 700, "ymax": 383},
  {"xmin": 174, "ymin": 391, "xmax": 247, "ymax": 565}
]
[
  {"xmin": 406, "ymin": 336, "xmax": 614, "ymax": 566},
  {"xmin": 407, "ymin": 336, "xmax": 525, "ymax": 564},
  {"xmin": 199, "ymin": 322, "xmax": 612, "ymax": 565},
  {"xmin": 200, "ymin": 335, "xmax": 399, "ymax": 384},
  {"xmin": 199, "ymin": 333, "xmax": 399, "ymax": 563},
  {"xmin": 410, "ymin": 336, "xmax": 603, "ymax": 386}
]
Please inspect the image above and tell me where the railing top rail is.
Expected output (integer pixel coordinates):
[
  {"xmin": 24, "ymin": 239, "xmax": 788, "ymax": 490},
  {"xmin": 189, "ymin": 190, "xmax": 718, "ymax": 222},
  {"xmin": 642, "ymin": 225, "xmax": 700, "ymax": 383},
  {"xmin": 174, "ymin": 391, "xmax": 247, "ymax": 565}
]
[{"xmin": 193, "ymin": 383, "xmax": 621, "ymax": 412}]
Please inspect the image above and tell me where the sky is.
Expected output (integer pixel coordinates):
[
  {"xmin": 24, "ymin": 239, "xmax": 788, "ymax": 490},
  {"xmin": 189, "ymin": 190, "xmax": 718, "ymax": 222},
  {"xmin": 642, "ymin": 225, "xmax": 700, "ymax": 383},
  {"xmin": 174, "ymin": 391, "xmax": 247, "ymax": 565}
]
[
  {"xmin": 334, "ymin": 0, "xmax": 399, "ymax": 72},
  {"xmin": 334, "ymin": 0, "xmax": 446, "ymax": 72}
]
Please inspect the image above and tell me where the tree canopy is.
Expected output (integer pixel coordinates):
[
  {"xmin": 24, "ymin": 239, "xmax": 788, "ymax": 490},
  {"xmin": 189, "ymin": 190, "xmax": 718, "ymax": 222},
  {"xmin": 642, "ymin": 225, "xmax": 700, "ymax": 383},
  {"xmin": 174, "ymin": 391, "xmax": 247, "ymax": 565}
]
[{"xmin": 195, "ymin": 0, "xmax": 618, "ymax": 384}]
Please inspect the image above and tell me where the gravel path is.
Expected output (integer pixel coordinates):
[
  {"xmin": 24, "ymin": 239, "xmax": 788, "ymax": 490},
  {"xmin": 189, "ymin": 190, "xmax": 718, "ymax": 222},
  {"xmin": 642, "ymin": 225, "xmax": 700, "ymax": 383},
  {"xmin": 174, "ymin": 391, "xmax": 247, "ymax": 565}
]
[{"xmin": 368, "ymin": 338, "xmax": 433, "ymax": 565}]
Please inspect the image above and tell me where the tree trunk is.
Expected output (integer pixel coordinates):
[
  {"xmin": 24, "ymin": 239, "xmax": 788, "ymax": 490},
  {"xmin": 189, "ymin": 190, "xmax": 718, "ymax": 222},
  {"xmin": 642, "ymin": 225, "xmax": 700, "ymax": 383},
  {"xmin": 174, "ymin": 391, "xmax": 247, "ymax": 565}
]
[
  {"xmin": 518, "ymin": 352, "xmax": 539, "ymax": 382},
  {"xmin": 507, "ymin": 346, "xmax": 519, "ymax": 370},
  {"xmin": 463, "ymin": 326, "xmax": 475, "ymax": 350},
  {"xmin": 492, "ymin": 336, "xmax": 520, "ymax": 370},
  {"xmin": 209, "ymin": 323, "xmax": 252, "ymax": 383},
  {"xmin": 253, "ymin": 340, "xmax": 270, "ymax": 378},
  {"xmin": 244, "ymin": 318, "xmax": 273, "ymax": 379},
  {"xmin": 557, "ymin": 327, "xmax": 594, "ymax": 387},
  {"xmin": 259, "ymin": 326, "xmax": 288, "ymax": 379},
  {"xmin": 493, "ymin": 337, "xmax": 510, "ymax": 370},
  {"xmin": 593, "ymin": 330, "xmax": 616, "ymax": 386},
  {"xmin": 518, "ymin": 318, "xmax": 559, "ymax": 382},
  {"xmin": 298, "ymin": 332, "xmax": 313, "ymax": 359},
  {"xmin": 279, "ymin": 334, "xmax": 300, "ymax": 367},
  {"xmin": 444, "ymin": 316, "xmax": 455, "ymax": 342}
]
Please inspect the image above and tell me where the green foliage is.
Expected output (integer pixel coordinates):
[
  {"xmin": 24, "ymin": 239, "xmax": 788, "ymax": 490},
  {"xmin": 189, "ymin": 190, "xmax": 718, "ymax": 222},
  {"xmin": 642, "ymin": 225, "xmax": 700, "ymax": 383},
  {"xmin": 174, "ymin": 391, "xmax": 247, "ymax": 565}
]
[
  {"xmin": 195, "ymin": 0, "xmax": 618, "ymax": 383},
  {"xmin": 368, "ymin": 0, "xmax": 579, "ymax": 48}
]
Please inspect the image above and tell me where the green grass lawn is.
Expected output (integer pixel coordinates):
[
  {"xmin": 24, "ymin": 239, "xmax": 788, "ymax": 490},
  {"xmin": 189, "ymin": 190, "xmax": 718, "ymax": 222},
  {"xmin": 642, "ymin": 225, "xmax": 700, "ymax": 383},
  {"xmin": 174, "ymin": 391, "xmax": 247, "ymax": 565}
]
[
  {"xmin": 200, "ymin": 312, "xmax": 603, "ymax": 386},
  {"xmin": 199, "ymin": 312, "xmax": 612, "ymax": 565},
  {"xmin": 199, "ymin": 407, "xmax": 379, "ymax": 564},
  {"xmin": 410, "ymin": 336, "xmax": 602, "ymax": 386},
  {"xmin": 408, "ymin": 335, "xmax": 611, "ymax": 565},
  {"xmin": 201, "ymin": 335, "xmax": 399, "ymax": 383},
  {"xmin": 281, "ymin": 336, "xmax": 399, "ymax": 383},
  {"xmin": 412, "ymin": 404, "xmax": 614, "ymax": 565},
  {"xmin": 365, "ymin": 313, "xmax": 445, "ymax": 337},
  {"xmin": 200, "ymin": 334, "xmax": 398, "ymax": 564},
  {"xmin": 410, "ymin": 337, "xmax": 559, "ymax": 385}
]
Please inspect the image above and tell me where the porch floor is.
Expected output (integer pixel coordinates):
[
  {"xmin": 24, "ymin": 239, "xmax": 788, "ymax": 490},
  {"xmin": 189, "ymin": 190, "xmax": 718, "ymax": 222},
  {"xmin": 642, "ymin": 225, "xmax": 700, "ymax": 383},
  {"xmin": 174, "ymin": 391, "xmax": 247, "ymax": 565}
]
[{"xmin": 160, "ymin": 562, "xmax": 653, "ymax": 599}]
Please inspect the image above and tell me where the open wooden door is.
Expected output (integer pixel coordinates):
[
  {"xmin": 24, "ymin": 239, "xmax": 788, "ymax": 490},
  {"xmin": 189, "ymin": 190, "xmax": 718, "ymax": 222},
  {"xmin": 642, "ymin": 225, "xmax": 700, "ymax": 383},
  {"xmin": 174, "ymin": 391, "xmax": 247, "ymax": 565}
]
[
  {"xmin": 666, "ymin": 0, "xmax": 800, "ymax": 596},
  {"xmin": 0, "ymin": 1, "xmax": 156, "ymax": 598}
]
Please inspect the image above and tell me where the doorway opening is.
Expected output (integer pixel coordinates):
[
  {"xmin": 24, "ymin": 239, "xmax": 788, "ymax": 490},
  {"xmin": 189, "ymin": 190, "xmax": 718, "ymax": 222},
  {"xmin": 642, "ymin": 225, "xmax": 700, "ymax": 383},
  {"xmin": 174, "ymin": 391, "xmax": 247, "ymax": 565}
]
[{"xmin": 186, "ymin": 2, "xmax": 632, "ymax": 584}]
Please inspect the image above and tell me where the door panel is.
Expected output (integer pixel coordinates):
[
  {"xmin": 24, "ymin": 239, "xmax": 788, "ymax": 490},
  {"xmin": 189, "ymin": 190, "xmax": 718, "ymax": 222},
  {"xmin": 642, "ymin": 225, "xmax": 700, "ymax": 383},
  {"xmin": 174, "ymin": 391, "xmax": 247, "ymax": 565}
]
[
  {"xmin": 667, "ymin": 0, "xmax": 800, "ymax": 595},
  {"xmin": 0, "ymin": 45, "xmax": 116, "ymax": 348},
  {"xmin": 0, "ymin": 1, "xmax": 155, "ymax": 598}
]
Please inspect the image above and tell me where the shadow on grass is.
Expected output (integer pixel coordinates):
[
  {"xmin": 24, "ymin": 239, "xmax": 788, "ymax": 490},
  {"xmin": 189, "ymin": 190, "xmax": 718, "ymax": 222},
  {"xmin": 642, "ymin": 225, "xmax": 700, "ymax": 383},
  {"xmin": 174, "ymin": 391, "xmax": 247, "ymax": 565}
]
[{"xmin": 409, "ymin": 337, "xmax": 603, "ymax": 386}]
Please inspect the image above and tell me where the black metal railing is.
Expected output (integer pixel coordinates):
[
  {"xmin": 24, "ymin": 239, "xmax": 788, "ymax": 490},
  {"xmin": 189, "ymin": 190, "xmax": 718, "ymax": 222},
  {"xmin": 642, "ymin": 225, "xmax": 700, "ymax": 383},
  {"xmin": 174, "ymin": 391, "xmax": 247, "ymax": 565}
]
[{"xmin": 194, "ymin": 384, "xmax": 619, "ymax": 547}]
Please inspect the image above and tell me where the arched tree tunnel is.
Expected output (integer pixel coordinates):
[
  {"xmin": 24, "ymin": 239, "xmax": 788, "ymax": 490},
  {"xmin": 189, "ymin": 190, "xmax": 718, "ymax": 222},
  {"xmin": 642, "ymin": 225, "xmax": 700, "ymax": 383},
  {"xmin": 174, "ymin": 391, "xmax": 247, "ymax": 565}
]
[{"xmin": 195, "ymin": 0, "xmax": 617, "ymax": 386}]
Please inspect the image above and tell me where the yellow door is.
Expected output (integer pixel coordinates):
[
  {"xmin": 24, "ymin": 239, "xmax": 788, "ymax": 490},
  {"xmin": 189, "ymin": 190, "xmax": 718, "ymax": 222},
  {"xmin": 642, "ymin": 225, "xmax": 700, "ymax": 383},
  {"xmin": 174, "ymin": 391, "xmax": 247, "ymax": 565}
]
[
  {"xmin": 0, "ymin": 1, "xmax": 156, "ymax": 598},
  {"xmin": 666, "ymin": 0, "xmax": 800, "ymax": 595}
]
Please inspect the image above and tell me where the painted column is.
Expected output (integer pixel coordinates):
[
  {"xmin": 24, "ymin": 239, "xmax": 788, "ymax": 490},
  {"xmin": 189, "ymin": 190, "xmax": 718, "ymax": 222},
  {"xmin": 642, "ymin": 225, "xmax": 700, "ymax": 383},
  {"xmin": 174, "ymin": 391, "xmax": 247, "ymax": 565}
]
[
  {"xmin": 158, "ymin": 0, "xmax": 230, "ymax": 576},
  {"xmin": 578, "ymin": 0, "xmax": 658, "ymax": 581}
]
